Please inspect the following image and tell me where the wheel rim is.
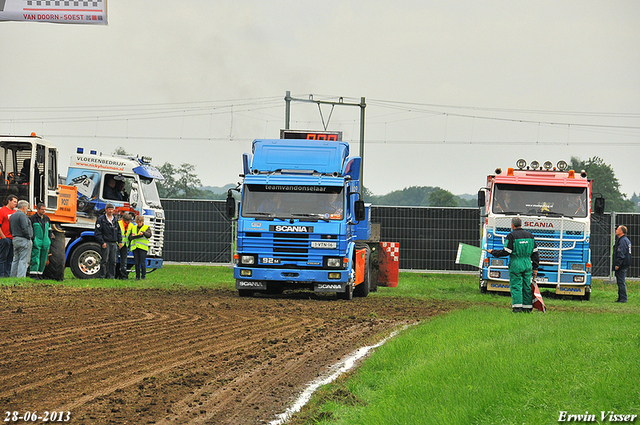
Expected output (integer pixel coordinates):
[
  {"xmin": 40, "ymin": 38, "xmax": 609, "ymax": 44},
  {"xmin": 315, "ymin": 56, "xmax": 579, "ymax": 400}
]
[{"xmin": 78, "ymin": 249, "xmax": 102, "ymax": 276}]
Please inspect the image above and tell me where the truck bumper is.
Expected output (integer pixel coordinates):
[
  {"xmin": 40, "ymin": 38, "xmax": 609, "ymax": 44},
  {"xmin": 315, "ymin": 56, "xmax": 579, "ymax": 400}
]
[
  {"xmin": 147, "ymin": 257, "xmax": 163, "ymax": 270},
  {"xmin": 485, "ymin": 279, "xmax": 589, "ymax": 296},
  {"xmin": 234, "ymin": 267, "xmax": 349, "ymax": 289}
]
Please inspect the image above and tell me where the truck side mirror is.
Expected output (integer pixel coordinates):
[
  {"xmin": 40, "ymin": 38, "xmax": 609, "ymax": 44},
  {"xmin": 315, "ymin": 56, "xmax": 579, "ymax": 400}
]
[
  {"xmin": 226, "ymin": 191, "xmax": 236, "ymax": 218},
  {"xmin": 354, "ymin": 200, "xmax": 365, "ymax": 221},
  {"xmin": 130, "ymin": 183, "xmax": 139, "ymax": 208},
  {"xmin": 477, "ymin": 190, "xmax": 486, "ymax": 208},
  {"xmin": 593, "ymin": 197, "xmax": 605, "ymax": 216}
]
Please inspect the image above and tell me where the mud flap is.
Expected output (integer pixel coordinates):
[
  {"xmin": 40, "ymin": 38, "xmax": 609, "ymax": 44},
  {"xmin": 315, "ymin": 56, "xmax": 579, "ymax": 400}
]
[{"xmin": 236, "ymin": 280, "xmax": 267, "ymax": 291}]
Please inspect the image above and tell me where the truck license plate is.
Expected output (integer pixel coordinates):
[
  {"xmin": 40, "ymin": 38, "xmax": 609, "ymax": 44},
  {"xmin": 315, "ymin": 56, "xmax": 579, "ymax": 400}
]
[{"xmin": 311, "ymin": 241, "xmax": 337, "ymax": 249}]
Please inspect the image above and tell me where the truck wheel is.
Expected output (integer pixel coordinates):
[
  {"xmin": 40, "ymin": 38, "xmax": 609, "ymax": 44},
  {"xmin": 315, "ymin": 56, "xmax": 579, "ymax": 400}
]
[
  {"xmin": 70, "ymin": 242, "xmax": 103, "ymax": 279},
  {"xmin": 582, "ymin": 286, "xmax": 591, "ymax": 301},
  {"xmin": 354, "ymin": 246, "xmax": 371, "ymax": 298},
  {"xmin": 43, "ymin": 225, "xmax": 66, "ymax": 281}
]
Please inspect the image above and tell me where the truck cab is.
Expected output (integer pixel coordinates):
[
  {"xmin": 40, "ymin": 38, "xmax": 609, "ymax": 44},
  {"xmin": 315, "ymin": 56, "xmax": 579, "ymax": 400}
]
[
  {"xmin": 232, "ymin": 138, "xmax": 373, "ymax": 299},
  {"xmin": 63, "ymin": 148, "xmax": 165, "ymax": 278},
  {"xmin": 479, "ymin": 159, "xmax": 604, "ymax": 300},
  {"xmin": 0, "ymin": 134, "xmax": 67, "ymax": 214}
]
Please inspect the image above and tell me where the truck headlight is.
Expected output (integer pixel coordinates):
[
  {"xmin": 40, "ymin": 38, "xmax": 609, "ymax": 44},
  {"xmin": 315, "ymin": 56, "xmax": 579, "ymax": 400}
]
[
  {"xmin": 570, "ymin": 263, "xmax": 585, "ymax": 271},
  {"xmin": 489, "ymin": 271, "xmax": 501, "ymax": 278},
  {"xmin": 573, "ymin": 275, "xmax": 585, "ymax": 283},
  {"xmin": 325, "ymin": 258, "xmax": 342, "ymax": 268},
  {"xmin": 241, "ymin": 255, "xmax": 256, "ymax": 265}
]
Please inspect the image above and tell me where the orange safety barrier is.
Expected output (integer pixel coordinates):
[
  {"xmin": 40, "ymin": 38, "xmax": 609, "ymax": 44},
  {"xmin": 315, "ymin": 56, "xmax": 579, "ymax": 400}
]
[{"xmin": 378, "ymin": 242, "xmax": 399, "ymax": 287}]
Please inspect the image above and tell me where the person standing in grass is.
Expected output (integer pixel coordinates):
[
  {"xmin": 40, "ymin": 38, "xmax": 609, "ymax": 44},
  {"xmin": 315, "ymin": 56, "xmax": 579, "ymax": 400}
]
[
  {"xmin": 613, "ymin": 225, "xmax": 631, "ymax": 303},
  {"xmin": 29, "ymin": 202, "xmax": 51, "ymax": 280},
  {"xmin": 129, "ymin": 215, "xmax": 151, "ymax": 281},
  {"xmin": 0, "ymin": 194, "xmax": 18, "ymax": 277},
  {"xmin": 9, "ymin": 200, "xmax": 33, "ymax": 278},
  {"xmin": 488, "ymin": 217, "xmax": 539, "ymax": 313},
  {"xmin": 95, "ymin": 203, "xmax": 122, "ymax": 279},
  {"xmin": 117, "ymin": 212, "xmax": 133, "ymax": 279}
]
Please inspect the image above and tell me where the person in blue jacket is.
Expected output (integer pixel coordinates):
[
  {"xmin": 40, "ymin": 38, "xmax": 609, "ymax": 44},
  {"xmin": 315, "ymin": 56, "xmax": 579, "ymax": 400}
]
[
  {"xmin": 94, "ymin": 203, "xmax": 123, "ymax": 279},
  {"xmin": 613, "ymin": 225, "xmax": 632, "ymax": 303}
]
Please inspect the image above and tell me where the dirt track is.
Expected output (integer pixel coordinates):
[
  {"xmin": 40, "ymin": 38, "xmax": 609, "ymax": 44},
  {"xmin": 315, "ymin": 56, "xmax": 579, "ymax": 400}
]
[{"xmin": 0, "ymin": 285, "xmax": 456, "ymax": 424}]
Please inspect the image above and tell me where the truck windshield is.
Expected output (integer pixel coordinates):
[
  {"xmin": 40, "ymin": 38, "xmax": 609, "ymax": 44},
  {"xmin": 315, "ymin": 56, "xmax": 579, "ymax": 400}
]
[
  {"xmin": 242, "ymin": 185, "xmax": 344, "ymax": 220},
  {"xmin": 140, "ymin": 177, "xmax": 162, "ymax": 208},
  {"xmin": 492, "ymin": 184, "xmax": 588, "ymax": 218}
]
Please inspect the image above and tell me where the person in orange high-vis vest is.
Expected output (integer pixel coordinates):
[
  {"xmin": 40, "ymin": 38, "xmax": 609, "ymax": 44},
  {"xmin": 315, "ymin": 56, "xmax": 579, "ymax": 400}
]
[{"xmin": 129, "ymin": 215, "xmax": 151, "ymax": 280}]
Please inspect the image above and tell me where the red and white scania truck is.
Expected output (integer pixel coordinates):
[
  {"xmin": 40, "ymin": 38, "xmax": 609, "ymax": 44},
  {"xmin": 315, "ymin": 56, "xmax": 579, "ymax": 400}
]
[{"xmin": 478, "ymin": 159, "xmax": 605, "ymax": 300}]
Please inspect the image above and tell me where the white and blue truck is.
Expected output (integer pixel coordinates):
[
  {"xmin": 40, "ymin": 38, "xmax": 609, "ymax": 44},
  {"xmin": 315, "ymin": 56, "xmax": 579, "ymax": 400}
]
[
  {"xmin": 227, "ymin": 134, "xmax": 396, "ymax": 299},
  {"xmin": 478, "ymin": 159, "xmax": 605, "ymax": 300},
  {"xmin": 0, "ymin": 134, "xmax": 165, "ymax": 279},
  {"xmin": 64, "ymin": 147, "xmax": 165, "ymax": 278}
]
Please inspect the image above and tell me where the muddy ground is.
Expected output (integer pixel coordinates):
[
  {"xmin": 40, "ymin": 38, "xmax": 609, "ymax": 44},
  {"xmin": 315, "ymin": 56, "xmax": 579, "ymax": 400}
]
[{"xmin": 0, "ymin": 285, "xmax": 457, "ymax": 424}]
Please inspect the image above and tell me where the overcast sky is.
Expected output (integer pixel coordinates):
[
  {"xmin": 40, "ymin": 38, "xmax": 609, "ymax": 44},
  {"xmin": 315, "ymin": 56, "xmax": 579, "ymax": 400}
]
[{"xmin": 1, "ymin": 1, "xmax": 639, "ymax": 197}]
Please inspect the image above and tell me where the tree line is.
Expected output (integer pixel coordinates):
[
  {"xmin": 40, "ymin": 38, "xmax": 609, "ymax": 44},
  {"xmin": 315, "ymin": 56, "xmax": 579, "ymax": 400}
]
[{"xmin": 139, "ymin": 150, "xmax": 637, "ymax": 212}]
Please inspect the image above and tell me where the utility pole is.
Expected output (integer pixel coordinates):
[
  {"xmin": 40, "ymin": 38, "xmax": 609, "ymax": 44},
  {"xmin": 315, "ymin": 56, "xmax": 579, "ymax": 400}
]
[{"xmin": 284, "ymin": 91, "xmax": 366, "ymax": 193}]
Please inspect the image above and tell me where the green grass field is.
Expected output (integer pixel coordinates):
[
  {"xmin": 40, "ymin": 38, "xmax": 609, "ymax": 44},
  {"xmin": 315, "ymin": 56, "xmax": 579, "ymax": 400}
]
[
  {"xmin": 1, "ymin": 266, "xmax": 638, "ymax": 424},
  {"xmin": 292, "ymin": 273, "xmax": 640, "ymax": 425}
]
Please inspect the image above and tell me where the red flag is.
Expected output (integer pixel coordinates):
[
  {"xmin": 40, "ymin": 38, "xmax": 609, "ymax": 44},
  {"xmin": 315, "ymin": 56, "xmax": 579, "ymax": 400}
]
[{"xmin": 532, "ymin": 280, "xmax": 546, "ymax": 313}]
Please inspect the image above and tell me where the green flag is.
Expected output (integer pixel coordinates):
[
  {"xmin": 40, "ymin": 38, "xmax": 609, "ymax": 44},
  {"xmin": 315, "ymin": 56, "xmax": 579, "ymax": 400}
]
[{"xmin": 455, "ymin": 243, "xmax": 484, "ymax": 268}]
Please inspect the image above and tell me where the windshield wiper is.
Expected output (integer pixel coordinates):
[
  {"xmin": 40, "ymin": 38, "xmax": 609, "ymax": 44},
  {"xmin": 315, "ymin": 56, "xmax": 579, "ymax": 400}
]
[
  {"xmin": 290, "ymin": 213, "xmax": 330, "ymax": 222},
  {"xmin": 541, "ymin": 211, "xmax": 566, "ymax": 217}
]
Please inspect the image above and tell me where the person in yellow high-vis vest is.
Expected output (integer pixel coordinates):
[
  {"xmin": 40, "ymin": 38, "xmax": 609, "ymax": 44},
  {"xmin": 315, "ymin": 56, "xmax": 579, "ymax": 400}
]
[
  {"xmin": 117, "ymin": 213, "xmax": 133, "ymax": 279},
  {"xmin": 129, "ymin": 215, "xmax": 151, "ymax": 280}
]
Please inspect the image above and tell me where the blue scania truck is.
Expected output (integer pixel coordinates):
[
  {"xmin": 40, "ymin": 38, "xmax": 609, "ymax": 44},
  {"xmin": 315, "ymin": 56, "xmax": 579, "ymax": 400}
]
[{"xmin": 227, "ymin": 136, "xmax": 387, "ymax": 299}]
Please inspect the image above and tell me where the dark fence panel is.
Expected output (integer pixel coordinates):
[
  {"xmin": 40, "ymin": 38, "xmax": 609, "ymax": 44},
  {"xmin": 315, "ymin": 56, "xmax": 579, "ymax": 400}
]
[
  {"xmin": 160, "ymin": 199, "xmax": 638, "ymax": 277},
  {"xmin": 371, "ymin": 206, "xmax": 480, "ymax": 272},
  {"xmin": 590, "ymin": 214, "xmax": 612, "ymax": 277},
  {"xmin": 614, "ymin": 213, "xmax": 640, "ymax": 278},
  {"xmin": 162, "ymin": 199, "xmax": 232, "ymax": 263}
]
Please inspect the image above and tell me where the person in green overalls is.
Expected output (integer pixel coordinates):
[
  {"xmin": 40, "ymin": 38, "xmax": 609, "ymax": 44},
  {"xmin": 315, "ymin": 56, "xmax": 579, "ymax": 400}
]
[
  {"xmin": 488, "ymin": 217, "xmax": 540, "ymax": 313},
  {"xmin": 29, "ymin": 202, "xmax": 51, "ymax": 279}
]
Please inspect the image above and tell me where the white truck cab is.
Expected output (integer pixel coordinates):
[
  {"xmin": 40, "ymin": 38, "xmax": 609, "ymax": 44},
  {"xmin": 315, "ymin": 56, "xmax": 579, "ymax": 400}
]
[{"xmin": 64, "ymin": 148, "xmax": 165, "ymax": 278}]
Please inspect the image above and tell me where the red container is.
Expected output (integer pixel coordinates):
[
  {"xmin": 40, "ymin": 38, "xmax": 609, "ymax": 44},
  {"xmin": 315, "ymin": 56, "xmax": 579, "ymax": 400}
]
[{"xmin": 378, "ymin": 242, "xmax": 399, "ymax": 287}]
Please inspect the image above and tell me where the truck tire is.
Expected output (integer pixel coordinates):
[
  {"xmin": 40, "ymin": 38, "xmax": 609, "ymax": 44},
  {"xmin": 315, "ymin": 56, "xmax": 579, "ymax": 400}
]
[
  {"xmin": 43, "ymin": 225, "xmax": 66, "ymax": 281},
  {"xmin": 70, "ymin": 242, "xmax": 103, "ymax": 279},
  {"xmin": 354, "ymin": 245, "xmax": 371, "ymax": 298}
]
